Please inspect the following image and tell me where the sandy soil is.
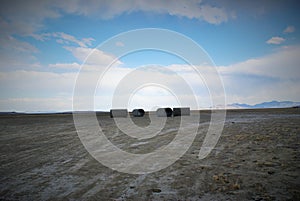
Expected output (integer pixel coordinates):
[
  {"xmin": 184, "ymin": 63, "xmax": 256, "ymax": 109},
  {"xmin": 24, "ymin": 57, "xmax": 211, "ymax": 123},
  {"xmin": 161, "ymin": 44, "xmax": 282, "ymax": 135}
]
[{"xmin": 0, "ymin": 108, "xmax": 299, "ymax": 200}]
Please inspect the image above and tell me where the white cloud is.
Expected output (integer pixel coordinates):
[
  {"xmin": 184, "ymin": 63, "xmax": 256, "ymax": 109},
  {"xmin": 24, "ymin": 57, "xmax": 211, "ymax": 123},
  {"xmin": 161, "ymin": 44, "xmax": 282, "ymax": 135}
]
[
  {"xmin": 0, "ymin": 97, "xmax": 73, "ymax": 112},
  {"xmin": 49, "ymin": 62, "xmax": 81, "ymax": 70},
  {"xmin": 115, "ymin": 41, "xmax": 125, "ymax": 47},
  {"xmin": 82, "ymin": 37, "xmax": 95, "ymax": 47},
  {"xmin": 199, "ymin": 4, "xmax": 229, "ymax": 24},
  {"xmin": 1, "ymin": 35, "xmax": 38, "ymax": 53},
  {"xmin": 32, "ymin": 32, "xmax": 95, "ymax": 47},
  {"xmin": 64, "ymin": 46, "xmax": 123, "ymax": 66},
  {"xmin": 52, "ymin": 32, "xmax": 94, "ymax": 47},
  {"xmin": 266, "ymin": 36, "xmax": 285, "ymax": 45},
  {"xmin": 0, "ymin": 1, "xmax": 60, "ymax": 36},
  {"xmin": 0, "ymin": 63, "xmax": 215, "ymax": 111},
  {"xmin": 0, "ymin": 34, "xmax": 39, "ymax": 71},
  {"xmin": 0, "ymin": 70, "xmax": 77, "ymax": 96},
  {"xmin": 0, "ymin": 0, "xmax": 231, "ymax": 40},
  {"xmin": 70, "ymin": 63, "xmax": 223, "ymax": 110},
  {"xmin": 1, "ymin": 41, "xmax": 300, "ymax": 112},
  {"xmin": 97, "ymin": 0, "xmax": 229, "ymax": 24},
  {"xmin": 219, "ymin": 45, "xmax": 300, "ymax": 104},
  {"xmin": 0, "ymin": 0, "xmax": 229, "ymax": 74},
  {"xmin": 0, "ymin": 31, "xmax": 95, "ymax": 72},
  {"xmin": 284, "ymin": 25, "xmax": 295, "ymax": 33},
  {"xmin": 219, "ymin": 46, "xmax": 300, "ymax": 80},
  {"xmin": 0, "ymin": 36, "xmax": 40, "ymax": 71},
  {"xmin": 132, "ymin": 0, "xmax": 230, "ymax": 24}
]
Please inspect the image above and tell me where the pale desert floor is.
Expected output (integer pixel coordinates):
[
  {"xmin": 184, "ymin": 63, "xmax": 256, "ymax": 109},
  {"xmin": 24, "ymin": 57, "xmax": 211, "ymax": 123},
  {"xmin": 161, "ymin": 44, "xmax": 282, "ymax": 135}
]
[{"xmin": 0, "ymin": 108, "xmax": 299, "ymax": 200}]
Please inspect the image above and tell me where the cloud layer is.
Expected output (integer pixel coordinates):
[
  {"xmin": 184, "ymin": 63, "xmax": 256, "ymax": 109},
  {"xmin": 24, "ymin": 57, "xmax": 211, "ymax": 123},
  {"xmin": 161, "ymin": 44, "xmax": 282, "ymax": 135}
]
[
  {"xmin": 284, "ymin": 26, "xmax": 295, "ymax": 33},
  {"xmin": 0, "ymin": 1, "xmax": 299, "ymax": 112},
  {"xmin": 0, "ymin": 0, "xmax": 231, "ymax": 38},
  {"xmin": 266, "ymin": 37, "xmax": 285, "ymax": 45},
  {"xmin": 1, "ymin": 44, "xmax": 299, "ymax": 112}
]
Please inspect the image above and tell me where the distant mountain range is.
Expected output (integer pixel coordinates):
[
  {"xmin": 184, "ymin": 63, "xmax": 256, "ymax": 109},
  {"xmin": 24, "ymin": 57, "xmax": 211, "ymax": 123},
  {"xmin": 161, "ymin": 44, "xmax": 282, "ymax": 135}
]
[
  {"xmin": 227, "ymin": 101, "xmax": 300, "ymax": 109},
  {"xmin": 1, "ymin": 101, "xmax": 299, "ymax": 114}
]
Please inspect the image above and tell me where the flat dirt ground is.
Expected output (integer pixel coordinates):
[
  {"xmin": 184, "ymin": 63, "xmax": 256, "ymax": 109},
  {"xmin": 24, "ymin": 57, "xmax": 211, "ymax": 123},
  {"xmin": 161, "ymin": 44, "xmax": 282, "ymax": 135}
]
[{"xmin": 0, "ymin": 108, "xmax": 299, "ymax": 200}]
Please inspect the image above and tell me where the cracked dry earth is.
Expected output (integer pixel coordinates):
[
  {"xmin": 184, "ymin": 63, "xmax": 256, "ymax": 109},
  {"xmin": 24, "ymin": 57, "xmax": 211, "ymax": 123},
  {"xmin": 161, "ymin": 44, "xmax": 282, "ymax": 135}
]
[{"xmin": 0, "ymin": 108, "xmax": 299, "ymax": 200}]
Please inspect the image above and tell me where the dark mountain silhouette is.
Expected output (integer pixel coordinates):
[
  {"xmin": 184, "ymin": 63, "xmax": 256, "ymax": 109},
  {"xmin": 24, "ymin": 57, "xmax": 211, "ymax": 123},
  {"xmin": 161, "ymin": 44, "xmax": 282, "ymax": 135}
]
[{"xmin": 228, "ymin": 101, "xmax": 300, "ymax": 109}]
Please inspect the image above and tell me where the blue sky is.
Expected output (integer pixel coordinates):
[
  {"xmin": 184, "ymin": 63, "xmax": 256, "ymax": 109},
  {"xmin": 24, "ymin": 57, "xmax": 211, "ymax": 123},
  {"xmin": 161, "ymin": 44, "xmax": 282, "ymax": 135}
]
[{"xmin": 0, "ymin": 0, "xmax": 299, "ymax": 112}]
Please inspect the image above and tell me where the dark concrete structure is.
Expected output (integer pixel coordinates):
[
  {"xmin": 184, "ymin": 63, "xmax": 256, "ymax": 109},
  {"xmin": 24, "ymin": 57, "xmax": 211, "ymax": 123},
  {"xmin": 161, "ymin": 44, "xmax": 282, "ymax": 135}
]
[
  {"xmin": 110, "ymin": 109, "xmax": 128, "ymax": 118},
  {"xmin": 132, "ymin": 109, "xmax": 145, "ymax": 117},
  {"xmin": 173, "ymin": 107, "xmax": 190, "ymax": 116},
  {"xmin": 156, "ymin": 107, "xmax": 173, "ymax": 117}
]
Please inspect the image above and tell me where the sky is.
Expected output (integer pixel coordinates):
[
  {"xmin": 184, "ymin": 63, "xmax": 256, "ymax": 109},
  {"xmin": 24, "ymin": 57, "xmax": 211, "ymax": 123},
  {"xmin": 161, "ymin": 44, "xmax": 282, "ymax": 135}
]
[{"xmin": 0, "ymin": 0, "xmax": 300, "ymax": 112}]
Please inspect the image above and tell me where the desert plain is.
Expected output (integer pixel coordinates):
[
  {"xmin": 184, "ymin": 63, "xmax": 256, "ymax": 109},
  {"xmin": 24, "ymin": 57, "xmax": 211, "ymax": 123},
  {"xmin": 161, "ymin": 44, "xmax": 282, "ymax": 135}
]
[{"xmin": 0, "ymin": 108, "xmax": 299, "ymax": 200}]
